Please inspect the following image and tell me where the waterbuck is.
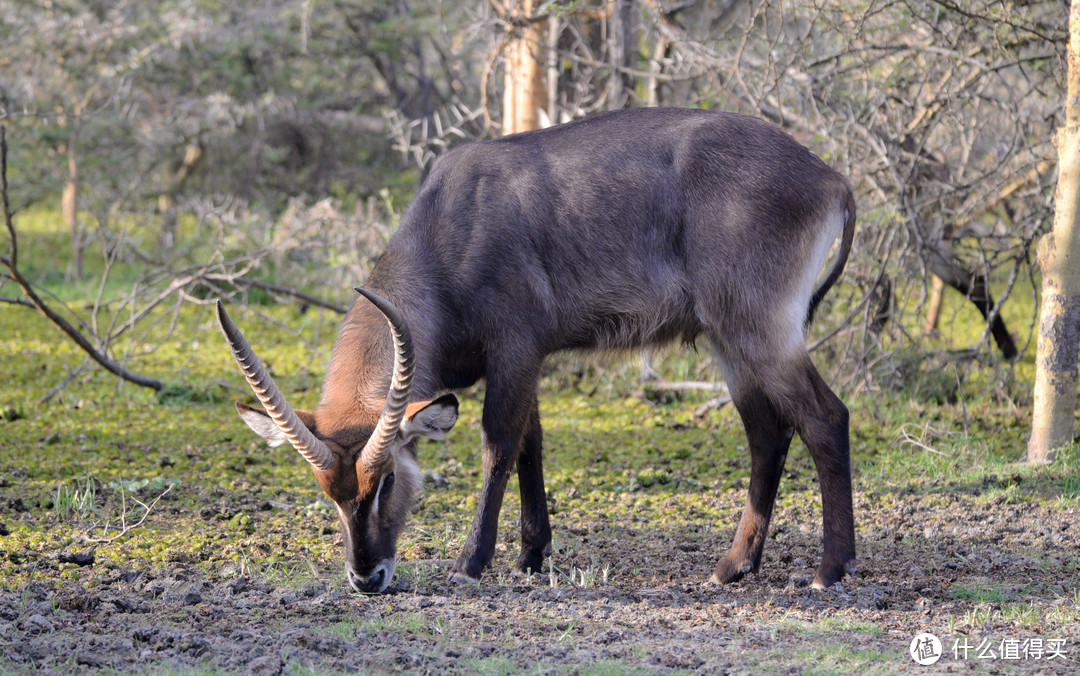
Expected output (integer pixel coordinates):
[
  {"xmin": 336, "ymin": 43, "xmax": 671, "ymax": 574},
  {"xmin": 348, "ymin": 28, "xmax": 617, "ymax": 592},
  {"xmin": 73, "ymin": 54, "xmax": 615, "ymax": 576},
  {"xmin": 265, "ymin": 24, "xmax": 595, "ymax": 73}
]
[{"xmin": 217, "ymin": 107, "xmax": 856, "ymax": 593}]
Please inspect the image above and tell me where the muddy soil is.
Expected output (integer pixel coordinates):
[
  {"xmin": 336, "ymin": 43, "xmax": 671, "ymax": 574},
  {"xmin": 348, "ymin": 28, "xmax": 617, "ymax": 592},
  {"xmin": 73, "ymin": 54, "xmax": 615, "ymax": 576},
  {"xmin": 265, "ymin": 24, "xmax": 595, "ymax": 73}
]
[{"xmin": 1, "ymin": 487, "xmax": 1077, "ymax": 675}]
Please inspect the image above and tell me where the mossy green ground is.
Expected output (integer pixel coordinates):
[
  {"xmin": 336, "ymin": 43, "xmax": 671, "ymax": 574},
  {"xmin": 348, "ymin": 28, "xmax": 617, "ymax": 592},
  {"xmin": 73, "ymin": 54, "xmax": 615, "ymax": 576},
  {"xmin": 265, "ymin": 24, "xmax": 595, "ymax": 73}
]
[{"xmin": 1, "ymin": 210, "xmax": 1078, "ymax": 673}]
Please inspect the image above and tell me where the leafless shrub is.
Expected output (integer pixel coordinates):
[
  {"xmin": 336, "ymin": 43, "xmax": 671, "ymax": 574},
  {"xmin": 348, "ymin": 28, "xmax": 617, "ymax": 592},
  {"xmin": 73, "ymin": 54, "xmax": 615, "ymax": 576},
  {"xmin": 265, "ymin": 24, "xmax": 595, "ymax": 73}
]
[
  {"xmin": 446, "ymin": 0, "xmax": 1062, "ymax": 399},
  {"xmin": 3, "ymin": 121, "xmax": 397, "ymax": 396}
]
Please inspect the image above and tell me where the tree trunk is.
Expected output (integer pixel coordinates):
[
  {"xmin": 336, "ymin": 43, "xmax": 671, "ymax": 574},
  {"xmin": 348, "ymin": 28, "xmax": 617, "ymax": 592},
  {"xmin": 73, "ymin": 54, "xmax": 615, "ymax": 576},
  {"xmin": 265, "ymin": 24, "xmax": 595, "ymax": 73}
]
[
  {"xmin": 646, "ymin": 33, "xmax": 668, "ymax": 107},
  {"xmin": 1029, "ymin": 0, "xmax": 1080, "ymax": 464},
  {"xmin": 63, "ymin": 124, "xmax": 82, "ymax": 280},
  {"xmin": 924, "ymin": 274, "xmax": 946, "ymax": 336},
  {"xmin": 158, "ymin": 141, "xmax": 205, "ymax": 250},
  {"xmin": 608, "ymin": 0, "xmax": 636, "ymax": 109},
  {"xmin": 502, "ymin": 0, "xmax": 547, "ymax": 135}
]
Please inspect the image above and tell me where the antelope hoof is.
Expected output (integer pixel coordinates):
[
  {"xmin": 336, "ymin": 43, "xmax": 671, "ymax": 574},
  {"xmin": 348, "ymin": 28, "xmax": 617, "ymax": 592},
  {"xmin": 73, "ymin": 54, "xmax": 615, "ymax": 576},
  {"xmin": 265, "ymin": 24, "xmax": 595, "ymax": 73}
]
[
  {"xmin": 510, "ymin": 564, "xmax": 542, "ymax": 579},
  {"xmin": 447, "ymin": 571, "xmax": 481, "ymax": 586},
  {"xmin": 711, "ymin": 556, "xmax": 754, "ymax": 584},
  {"xmin": 811, "ymin": 557, "xmax": 856, "ymax": 590},
  {"xmin": 514, "ymin": 550, "xmax": 547, "ymax": 577}
]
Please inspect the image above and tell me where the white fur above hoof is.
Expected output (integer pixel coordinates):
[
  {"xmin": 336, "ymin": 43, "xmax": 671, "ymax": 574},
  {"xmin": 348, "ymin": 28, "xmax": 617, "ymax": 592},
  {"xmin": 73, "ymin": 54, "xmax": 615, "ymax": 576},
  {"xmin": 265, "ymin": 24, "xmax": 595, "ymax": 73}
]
[{"xmin": 447, "ymin": 571, "xmax": 481, "ymax": 585}]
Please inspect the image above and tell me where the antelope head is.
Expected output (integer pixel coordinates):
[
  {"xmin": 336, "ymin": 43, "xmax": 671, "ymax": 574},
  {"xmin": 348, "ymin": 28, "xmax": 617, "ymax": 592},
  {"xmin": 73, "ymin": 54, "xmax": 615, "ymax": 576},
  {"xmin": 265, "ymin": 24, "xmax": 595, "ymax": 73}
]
[{"xmin": 216, "ymin": 289, "xmax": 458, "ymax": 593}]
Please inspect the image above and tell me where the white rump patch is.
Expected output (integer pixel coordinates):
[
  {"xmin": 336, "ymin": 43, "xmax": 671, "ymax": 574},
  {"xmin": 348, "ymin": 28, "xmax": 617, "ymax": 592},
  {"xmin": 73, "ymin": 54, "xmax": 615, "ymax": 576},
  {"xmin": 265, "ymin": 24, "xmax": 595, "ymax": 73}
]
[{"xmin": 779, "ymin": 204, "xmax": 846, "ymax": 356}]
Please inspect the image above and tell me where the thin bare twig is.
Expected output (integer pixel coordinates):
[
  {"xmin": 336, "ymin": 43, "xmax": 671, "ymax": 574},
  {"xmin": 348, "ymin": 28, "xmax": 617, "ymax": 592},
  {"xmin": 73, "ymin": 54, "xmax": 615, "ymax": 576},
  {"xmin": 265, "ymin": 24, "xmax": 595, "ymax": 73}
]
[
  {"xmin": 0, "ymin": 126, "xmax": 164, "ymax": 392},
  {"xmin": 896, "ymin": 423, "xmax": 953, "ymax": 456},
  {"xmin": 80, "ymin": 484, "xmax": 173, "ymax": 544},
  {"xmin": 0, "ymin": 295, "xmax": 34, "ymax": 308},
  {"xmin": 953, "ymin": 364, "xmax": 970, "ymax": 437},
  {"xmin": 39, "ymin": 357, "xmax": 92, "ymax": 404},
  {"xmin": 216, "ymin": 275, "xmax": 347, "ymax": 315}
]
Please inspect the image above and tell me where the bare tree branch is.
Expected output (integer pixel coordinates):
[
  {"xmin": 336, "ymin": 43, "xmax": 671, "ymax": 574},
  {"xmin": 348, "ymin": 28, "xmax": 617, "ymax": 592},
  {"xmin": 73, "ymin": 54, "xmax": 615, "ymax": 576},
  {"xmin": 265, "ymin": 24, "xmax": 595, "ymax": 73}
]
[
  {"xmin": 1, "ymin": 126, "xmax": 164, "ymax": 392},
  {"xmin": 0, "ymin": 295, "xmax": 34, "ymax": 308},
  {"xmin": 217, "ymin": 275, "xmax": 347, "ymax": 315}
]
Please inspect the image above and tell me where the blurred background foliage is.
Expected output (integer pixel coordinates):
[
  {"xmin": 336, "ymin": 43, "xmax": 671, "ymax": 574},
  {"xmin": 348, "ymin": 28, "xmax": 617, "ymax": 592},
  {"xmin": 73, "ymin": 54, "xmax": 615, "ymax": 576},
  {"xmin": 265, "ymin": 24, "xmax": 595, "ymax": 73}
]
[{"xmin": 0, "ymin": 0, "xmax": 1068, "ymax": 402}]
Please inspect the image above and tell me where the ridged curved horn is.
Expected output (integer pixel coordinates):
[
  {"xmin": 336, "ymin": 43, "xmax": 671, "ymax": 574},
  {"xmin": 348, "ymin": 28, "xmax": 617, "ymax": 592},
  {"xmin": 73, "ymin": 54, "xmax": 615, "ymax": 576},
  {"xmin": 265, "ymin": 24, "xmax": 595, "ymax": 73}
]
[
  {"xmin": 216, "ymin": 301, "xmax": 336, "ymax": 471},
  {"xmin": 354, "ymin": 288, "xmax": 415, "ymax": 468}
]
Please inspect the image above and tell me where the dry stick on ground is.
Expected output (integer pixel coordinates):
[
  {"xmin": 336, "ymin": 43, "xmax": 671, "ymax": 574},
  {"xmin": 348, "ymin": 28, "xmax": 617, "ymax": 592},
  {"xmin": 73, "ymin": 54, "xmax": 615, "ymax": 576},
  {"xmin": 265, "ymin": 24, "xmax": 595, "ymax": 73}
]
[
  {"xmin": 0, "ymin": 126, "xmax": 164, "ymax": 392},
  {"xmin": 81, "ymin": 484, "xmax": 173, "ymax": 545}
]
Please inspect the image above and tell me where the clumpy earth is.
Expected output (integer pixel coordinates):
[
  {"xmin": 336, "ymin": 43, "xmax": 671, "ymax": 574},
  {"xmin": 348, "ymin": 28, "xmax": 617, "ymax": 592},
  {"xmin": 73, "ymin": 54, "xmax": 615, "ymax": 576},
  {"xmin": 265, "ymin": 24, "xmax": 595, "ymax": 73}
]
[
  {"xmin": 1, "ymin": 480, "xmax": 1077, "ymax": 674},
  {"xmin": 1, "ymin": 306, "xmax": 1077, "ymax": 674}
]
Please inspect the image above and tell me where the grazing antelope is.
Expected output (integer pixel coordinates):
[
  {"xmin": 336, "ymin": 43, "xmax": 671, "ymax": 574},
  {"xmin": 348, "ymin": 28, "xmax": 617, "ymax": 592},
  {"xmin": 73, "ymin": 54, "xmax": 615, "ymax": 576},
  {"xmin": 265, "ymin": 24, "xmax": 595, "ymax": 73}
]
[{"xmin": 218, "ymin": 107, "xmax": 857, "ymax": 593}]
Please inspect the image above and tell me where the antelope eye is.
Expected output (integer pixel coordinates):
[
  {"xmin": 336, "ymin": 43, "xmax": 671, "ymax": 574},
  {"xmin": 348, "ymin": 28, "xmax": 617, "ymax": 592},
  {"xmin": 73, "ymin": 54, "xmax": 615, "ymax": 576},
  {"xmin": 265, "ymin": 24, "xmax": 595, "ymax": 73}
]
[{"xmin": 381, "ymin": 472, "xmax": 395, "ymax": 494}]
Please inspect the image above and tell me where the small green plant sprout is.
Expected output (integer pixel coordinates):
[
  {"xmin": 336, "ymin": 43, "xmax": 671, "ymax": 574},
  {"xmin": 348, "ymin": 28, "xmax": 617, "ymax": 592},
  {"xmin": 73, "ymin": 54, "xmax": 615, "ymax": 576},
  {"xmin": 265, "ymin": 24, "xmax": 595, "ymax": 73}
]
[
  {"xmin": 573, "ymin": 561, "xmax": 609, "ymax": 589},
  {"xmin": 1, "ymin": 403, "xmax": 25, "ymax": 422},
  {"xmin": 558, "ymin": 619, "xmax": 578, "ymax": 643},
  {"xmin": 399, "ymin": 561, "xmax": 436, "ymax": 589},
  {"xmin": 53, "ymin": 477, "xmax": 97, "ymax": 522},
  {"xmin": 546, "ymin": 562, "xmax": 608, "ymax": 589}
]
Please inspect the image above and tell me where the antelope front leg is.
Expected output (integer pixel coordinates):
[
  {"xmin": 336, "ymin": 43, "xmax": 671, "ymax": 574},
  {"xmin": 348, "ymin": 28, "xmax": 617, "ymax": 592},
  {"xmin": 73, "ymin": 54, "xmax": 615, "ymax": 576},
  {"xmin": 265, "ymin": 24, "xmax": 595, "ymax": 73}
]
[
  {"xmin": 448, "ymin": 366, "xmax": 537, "ymax": 583},
  {"xmin": 515, "ymin": 400, "xmax": 551, "ymax": 575}
]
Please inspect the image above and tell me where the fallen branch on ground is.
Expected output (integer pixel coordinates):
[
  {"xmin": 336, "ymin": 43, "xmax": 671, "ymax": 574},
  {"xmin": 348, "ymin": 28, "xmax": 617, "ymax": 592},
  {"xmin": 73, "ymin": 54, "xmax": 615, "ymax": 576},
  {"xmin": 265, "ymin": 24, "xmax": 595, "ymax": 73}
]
[{"xmin": 80, "ymin": 484, "xmax": 173, "ymax": 545}]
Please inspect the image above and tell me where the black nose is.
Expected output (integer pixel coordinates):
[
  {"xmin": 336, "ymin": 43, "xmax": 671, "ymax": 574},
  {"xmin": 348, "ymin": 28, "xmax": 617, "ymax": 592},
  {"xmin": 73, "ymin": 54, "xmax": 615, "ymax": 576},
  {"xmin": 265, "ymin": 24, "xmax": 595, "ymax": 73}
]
[
  {"xmin": 369, "ymin": 567, "xmax": 386, "ymax": 589},
  {"xmin": 348, "ymin": 566, "xmax": 387, "ymax": 593}
]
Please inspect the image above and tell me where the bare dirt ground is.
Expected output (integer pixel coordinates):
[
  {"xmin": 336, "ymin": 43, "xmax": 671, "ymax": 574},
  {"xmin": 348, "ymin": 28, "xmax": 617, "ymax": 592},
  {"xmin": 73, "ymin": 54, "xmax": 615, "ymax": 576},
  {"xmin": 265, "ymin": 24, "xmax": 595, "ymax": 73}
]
[{"xmin": 2, "ymin": 483, "xmax": 1077, "ymax": 675}]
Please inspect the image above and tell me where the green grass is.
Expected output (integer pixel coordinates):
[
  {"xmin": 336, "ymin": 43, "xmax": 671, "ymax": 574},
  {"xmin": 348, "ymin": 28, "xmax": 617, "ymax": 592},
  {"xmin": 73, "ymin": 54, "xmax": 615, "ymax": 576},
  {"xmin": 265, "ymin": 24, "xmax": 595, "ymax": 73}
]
[
  {"xmin": 951, "ymin": 582, "xmax": 1016, "ymax": 604},
  {"xmin": 465, "ymin": 656, "xmax": 518, "ymax": 676},
  {"xmin": 7, "ymin": 342, "xmax": 1069, "ymax": 588},
  {"xmin": 772, "ymin": 615, "xmax": 887, "ymax": 641},
  {"xmin": 51, "ymin": 476, "xmax": 98, "ymax": 522},
  {"xmin": 358, "ymin": 611, "xmax": 431, "ymax": 634},
  {"xmin": 796, "ymin": 644, "xmax": 898, "ymax": 675}
]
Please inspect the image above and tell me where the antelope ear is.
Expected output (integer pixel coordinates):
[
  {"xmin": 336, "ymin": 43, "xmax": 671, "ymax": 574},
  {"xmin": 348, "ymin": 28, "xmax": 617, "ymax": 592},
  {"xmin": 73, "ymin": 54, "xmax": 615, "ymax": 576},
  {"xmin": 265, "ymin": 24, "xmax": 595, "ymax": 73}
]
[
  {"xmin": 399, "ymin": 394, "xmax": 459, "ymax": 442},
  {"xmin": 235, "ymin": 401, "xmax": 318, "ymax": 447}
]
